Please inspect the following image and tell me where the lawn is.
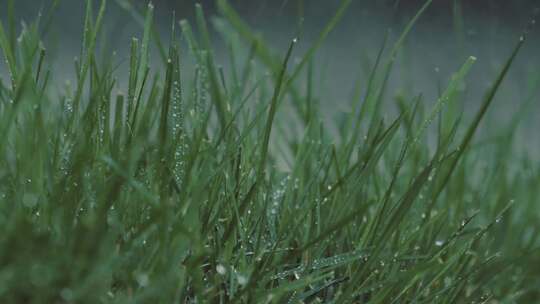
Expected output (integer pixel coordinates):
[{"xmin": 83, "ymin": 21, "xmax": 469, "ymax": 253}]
[{"xmin": 1, "ymin": 0, "xmax": 539, "ymax": 302}]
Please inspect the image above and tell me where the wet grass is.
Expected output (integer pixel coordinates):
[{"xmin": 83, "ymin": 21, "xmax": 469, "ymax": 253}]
[{"xmin": 1, "ymin": 0, "xmax": 539, "ymax": 302}]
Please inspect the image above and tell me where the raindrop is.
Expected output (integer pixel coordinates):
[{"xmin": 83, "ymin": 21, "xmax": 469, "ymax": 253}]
[
  {"xmin": 216, "ymin": 264, "xmax": 227, "ymax": 275},
  {"xmin": 136, "ymin": 273, "xmax": 150, "ymax": 287},
  {"xmin": 237, "ymin": 274, "xmax": 248, "ymax": 286}
]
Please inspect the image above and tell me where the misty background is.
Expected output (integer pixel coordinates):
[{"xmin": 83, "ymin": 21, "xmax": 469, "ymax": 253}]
[{"xmin": 2, "ymin": 0, "xmax": 540, "ymax": 154}]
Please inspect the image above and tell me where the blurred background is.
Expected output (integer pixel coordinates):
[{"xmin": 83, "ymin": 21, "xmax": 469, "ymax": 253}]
[{"xmin": 2, "ymin": 0, "xmax": 540, "ymax": 153}]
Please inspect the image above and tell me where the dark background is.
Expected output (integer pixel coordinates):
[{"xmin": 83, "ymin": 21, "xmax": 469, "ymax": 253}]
[
  {"xmin": 2, "ymin": 0, "xmax": 540, "ymax": 152},
  {"xmin": 4, "ymin": 1, "xmax": 539, "ymax": 46}
]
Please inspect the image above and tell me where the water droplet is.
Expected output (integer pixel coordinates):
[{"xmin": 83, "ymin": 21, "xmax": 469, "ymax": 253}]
[
  {"xmin": 136, "ymin": 273, "xmax": 150, "ymax": 287},
  {"xmin": 237, "ymin": 274, "xmax": 248, "ymax": 286},
  {"xmin": 216, "ymin": 264, "xmax": 227, "ymax": 275},
  {"xmin": 23, "ymin": 193, "xmax": 38, "ymax": 208}
]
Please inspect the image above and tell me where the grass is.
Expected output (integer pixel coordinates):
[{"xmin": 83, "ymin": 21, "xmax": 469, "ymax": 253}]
[{"xmin": 1, "ymin": 0, "xmax": 540, "ymax": 302}]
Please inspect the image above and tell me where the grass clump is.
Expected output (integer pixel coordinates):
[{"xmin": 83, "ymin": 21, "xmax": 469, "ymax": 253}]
[{"xmin": 1, "ymin": 0, "xmax": 539, "ymax": 303}]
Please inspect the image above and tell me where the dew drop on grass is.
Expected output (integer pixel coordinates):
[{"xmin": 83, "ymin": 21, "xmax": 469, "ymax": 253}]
[
  {"xmin": 435, "ymin": 240, "xmax": 444, "ymax": 246},
  {"xmin": 216, "ymin": 264, "xmax": 226, "ymax": 275},
  {"xmin": 65, "ymin": 98, "xmax": 73, "ymax": 115},
  {"xmin": 106, "ymin": 290, "xmax": 115, "ymax": 298},
  {"xmin": 136, "ymin": 273, "xmax": 150, "ymax": 287},
  {"xmin": 23, "ymin": 193, "xmax": 38, "ymax": 208},
  {"xmin": 237, "ymin": 274, "xmax": 248, "ymax": 286}
]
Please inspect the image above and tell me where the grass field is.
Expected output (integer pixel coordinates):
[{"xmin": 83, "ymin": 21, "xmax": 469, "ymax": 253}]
[{"xmin": 1, "ymin": 0, "xmax": 540, "ymax": 302}]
